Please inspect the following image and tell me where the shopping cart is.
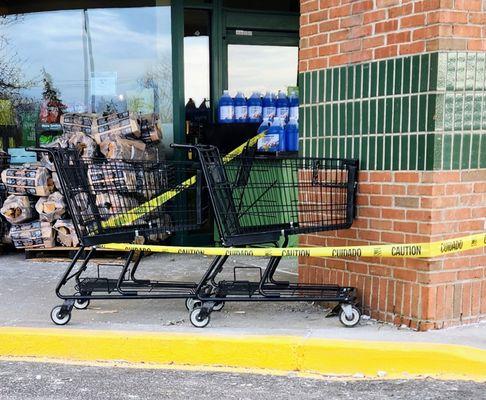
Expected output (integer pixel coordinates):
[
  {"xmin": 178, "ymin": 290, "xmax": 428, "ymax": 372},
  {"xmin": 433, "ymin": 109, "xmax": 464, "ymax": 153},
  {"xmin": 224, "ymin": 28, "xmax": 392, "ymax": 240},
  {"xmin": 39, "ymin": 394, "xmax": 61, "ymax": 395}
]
[
  {"xmin": 30, "ymin": 147, "xmax": 209, "ymax": 326},
  {"xmin": 33, "ymin": 140, "xmax": 360, "ymax": 328},
  {"xmin": 170, "ymin": 143, "xmax": 361, "ymax": 328}
]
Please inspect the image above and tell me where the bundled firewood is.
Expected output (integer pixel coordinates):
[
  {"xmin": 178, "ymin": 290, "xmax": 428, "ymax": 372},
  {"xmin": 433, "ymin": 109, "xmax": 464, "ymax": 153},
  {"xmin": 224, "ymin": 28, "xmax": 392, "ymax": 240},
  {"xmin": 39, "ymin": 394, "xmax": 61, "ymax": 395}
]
[
  {"xmin": 72, "ymin": 191, "xmax": 97, "ymax": 228},
  {"xmin": 35, "ymin": 192, "xmax": 66, "ymax": 222},
  {"xmin": 53, "ymin": 219, "xmax": 79, "ymax": 247},
  {"xmin": 60, "ymin": 113, "xmax": 97, "ymax": 136},
  {"xmin": 99, "ymin": 136, "xmax": 158, "ymax": 162},
  {"xmin": 95, "ymin": 192, "xmax": 139, "ymax": 219},
  {"xmin": 51, "ymin": 172, "xmax": 62, "ymax": 194},
  {"xmin": 67, "ymin": 132, "xmax": 97, "ymax": 158},
  {"xmin": 138, "ymin": 114, "xmax": 161, "ymax": 144},
  {"xmin": 145, "ymin": 213, "xmax": 172, "ymax": 242},
  {"xmin": 0, "ymin": 195, "xmax": 34, "ymax": 224},
  {"xmin": 9, "ymin": 220, "xmax": 55, "ymax": 249},
  {"xmin": 93, "ymin": 111, "xmax": 140, "ymax": 144},
  {"xmin": 87, "ymin": 161, "xmax": 158, "ymax": 199},
  {"xmin": 87, "ymin": 162, "xmax": 138, "ymax": 193},
  {"xmin": 1, "ymin": 164, "xmax": 54, "ymax": 196},
  {"xmin": 39, "ymin": 153, "xmax": 55, "ymax": 171}
]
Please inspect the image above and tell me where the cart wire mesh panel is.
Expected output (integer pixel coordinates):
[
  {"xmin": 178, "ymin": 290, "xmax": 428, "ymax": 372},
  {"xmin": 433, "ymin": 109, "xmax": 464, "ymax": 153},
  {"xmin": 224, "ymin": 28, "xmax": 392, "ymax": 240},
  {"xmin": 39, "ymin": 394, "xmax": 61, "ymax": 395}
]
[
  {"xmin": 46, "ymin": 148, "xmax": 208, "ymax": 246},
  {"xmin": 195, "ymin": 146, "xmax": 358, "ymax": 246}
]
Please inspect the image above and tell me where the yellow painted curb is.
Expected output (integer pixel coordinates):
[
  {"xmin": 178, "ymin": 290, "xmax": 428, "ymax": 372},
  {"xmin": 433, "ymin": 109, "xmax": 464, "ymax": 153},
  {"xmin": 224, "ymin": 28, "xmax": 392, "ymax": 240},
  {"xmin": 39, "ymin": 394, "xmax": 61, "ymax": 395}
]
[{"xmin": 0, "ymin": 327, "xmax": 485, "ymax": 381}]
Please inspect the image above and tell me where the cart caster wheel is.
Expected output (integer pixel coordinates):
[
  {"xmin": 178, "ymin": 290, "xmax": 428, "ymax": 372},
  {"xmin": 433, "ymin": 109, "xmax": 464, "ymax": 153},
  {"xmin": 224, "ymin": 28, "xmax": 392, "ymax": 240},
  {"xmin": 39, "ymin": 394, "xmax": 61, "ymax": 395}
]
[
  {"xmin": 212, "ymin": 301, "xmax": 225, "ymax": 312},
  {"xmin": 190, "ymin": 308, "xmax": 210, "ymax": 328},
  {"xmin": 185, "ymin": 298, "xmax": 202, "ymax": 311},
  {"xmin": 339, "ymin": 305, "xmax": 361, "ymax": 328},
  {"xmin": 74, "ymin": 298, "xmax": 90, "ymax": 310},
  {"xmin": 51, "ymin": 306, "xmax": 71, "ymax": 326}
]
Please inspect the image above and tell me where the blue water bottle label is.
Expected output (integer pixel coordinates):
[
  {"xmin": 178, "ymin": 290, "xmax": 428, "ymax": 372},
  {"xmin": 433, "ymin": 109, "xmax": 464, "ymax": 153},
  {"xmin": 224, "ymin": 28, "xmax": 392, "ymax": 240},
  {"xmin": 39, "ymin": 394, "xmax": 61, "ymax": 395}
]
[
  {"xmin": 235, "ymin": 106, "xmax": 248, "ymax": 120},
  {"xmin": 248, "ymin": 106, "xmax": 262, "ymax": 120},
  {"xmin": 289, "ymin": 106, "xmax": 299, "ymax": 120},
  {"xmin": 277, "ymin": 107, "xmax": 289, "ymax": 120},
  {"xmin": 263, "ymin": 107, "xmax": 276, "ymax": 119},
  {"xmin": 219, "ymin": 105, "xmax": 234, "ymax": 121},
  {"xmin": 257, "ymin": 134, "xmax": 279, "ymax": 152}
]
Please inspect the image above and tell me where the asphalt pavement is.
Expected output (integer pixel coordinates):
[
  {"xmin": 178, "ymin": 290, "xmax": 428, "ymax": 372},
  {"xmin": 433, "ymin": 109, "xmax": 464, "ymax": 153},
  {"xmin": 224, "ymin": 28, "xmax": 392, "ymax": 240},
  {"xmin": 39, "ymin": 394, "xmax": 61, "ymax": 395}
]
[
  {"xmin": 1, "ymin": 253, "xmax": 485, "ymax": 348},
  {"xmin": 0, "ymin": 361, "xmax": 484, "ymax": 400}
]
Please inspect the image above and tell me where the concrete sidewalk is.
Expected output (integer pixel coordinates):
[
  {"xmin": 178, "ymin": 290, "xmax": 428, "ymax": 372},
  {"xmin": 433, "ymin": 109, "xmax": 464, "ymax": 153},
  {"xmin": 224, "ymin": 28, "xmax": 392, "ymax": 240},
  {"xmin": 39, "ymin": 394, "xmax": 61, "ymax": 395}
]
[{"xmin": 0, "ymin": 252, "xmax": 484, "ymax": 348}]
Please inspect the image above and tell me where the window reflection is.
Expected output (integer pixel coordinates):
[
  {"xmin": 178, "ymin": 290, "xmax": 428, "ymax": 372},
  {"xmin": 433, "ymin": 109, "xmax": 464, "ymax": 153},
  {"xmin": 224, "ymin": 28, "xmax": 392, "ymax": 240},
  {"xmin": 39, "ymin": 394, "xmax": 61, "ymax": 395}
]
[
  {"xmin": 0, "ymin": 3, "xmax": 172, "ymax": 148},
  {"xmin": 228, "ymin": 44, "xmax": 298, "ymax": 95}
]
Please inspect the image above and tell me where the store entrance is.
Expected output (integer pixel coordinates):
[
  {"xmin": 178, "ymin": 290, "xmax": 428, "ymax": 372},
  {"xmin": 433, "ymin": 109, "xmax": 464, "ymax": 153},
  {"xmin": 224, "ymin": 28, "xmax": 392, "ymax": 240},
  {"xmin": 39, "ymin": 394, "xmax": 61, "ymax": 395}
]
[
  {"xmin": 182, "ymin": 2, "xmax": 299, "ymax": 244},
  {"xmin": 183, "ymin": 8, "xmax": 299, "ymax": 150}
]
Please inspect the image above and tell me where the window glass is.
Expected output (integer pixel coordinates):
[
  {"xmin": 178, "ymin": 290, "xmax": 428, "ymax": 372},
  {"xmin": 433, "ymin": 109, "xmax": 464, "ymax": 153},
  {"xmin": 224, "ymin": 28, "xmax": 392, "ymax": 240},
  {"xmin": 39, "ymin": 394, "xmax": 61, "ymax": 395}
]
[
  {"xmin": 227, "ymin": 44, "xmax": 298, "ymax": 95},
  {"xmin": 0, "ymin": 2, "xmax": 172, "ymax": 148},
  {"xmin": 184, "ymin": 9, "xmax": 210, "ymax": 106}
]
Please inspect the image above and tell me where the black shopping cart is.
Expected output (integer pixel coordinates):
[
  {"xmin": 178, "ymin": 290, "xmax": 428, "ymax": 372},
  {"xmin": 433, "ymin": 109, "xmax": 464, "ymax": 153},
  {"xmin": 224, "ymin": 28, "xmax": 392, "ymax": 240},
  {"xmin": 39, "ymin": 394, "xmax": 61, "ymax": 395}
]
[
  {"xmin": 34, "ymin": 142, "xmax": 360, "ymax": 328},
  {"xmin": 170, "ymin": 144, "xmax": 361, "ymax": 328},
  {"xmin": 31, "ymin": 147, "xmax": 208, "ymax": 326}
]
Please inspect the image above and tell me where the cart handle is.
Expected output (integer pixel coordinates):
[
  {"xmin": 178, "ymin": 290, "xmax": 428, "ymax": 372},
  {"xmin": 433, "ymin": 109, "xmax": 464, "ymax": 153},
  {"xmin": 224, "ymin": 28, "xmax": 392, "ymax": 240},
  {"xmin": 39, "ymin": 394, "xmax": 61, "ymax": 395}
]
[
  {"xmin": 170, "ymin": 143, "xmax": 214, "ymax": 151},
  {"xmin": 26, "ymin": 147, "xmax": 56, "ymax": 155}
]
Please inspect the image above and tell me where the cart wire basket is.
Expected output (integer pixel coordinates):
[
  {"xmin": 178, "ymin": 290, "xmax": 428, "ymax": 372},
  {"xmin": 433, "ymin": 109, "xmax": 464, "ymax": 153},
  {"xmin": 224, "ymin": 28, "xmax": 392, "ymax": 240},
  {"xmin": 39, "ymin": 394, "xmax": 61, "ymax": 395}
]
[
  {"xmin": 199, "ymin": 147, "xmax": 357, "ymax": 246},
  {"xmin": 46, "ymin": 148, "xmax": 208, "ymax": 246}
]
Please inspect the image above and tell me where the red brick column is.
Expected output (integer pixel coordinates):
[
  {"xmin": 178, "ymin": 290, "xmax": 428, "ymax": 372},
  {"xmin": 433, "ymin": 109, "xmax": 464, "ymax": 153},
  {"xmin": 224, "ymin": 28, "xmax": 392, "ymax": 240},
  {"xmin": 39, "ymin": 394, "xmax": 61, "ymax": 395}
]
[
  {"xmin": 298, "ymin": 0, "xmax": 486, "ymax": 330},
  {"xmin": 299, "ymin": 0, "xmax": 486, "ymax": 72},
  {"xmin": 298, "ymin": 171, "xmax": 486, "ymax": 330}
]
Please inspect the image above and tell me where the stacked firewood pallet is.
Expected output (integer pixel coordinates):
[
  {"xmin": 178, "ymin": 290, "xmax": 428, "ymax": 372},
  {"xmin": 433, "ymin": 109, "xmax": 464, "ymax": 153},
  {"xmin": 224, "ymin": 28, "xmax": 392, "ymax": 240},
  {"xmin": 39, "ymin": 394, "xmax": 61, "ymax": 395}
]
[{"xmin": 0, "ymin": 111, "xmax": 162, "ymax": 252}]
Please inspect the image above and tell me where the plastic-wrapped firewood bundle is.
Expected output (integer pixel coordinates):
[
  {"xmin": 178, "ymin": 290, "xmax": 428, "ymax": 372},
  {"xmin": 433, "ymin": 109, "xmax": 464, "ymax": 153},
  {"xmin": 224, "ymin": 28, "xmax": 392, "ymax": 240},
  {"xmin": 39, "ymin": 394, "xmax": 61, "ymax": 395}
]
[
  {"xmin": 9, "ymin": 221, "xmax": 55, "ymax": 249},
  {"xmin": 138, "ymin": 114, "xmax": 161, "ymax": 144},
  {"xmin": 51, "ymin": 172, "xmax": 63, "ymax": 194},
  {"xmin": 40, "ymin": 153, "xmax": 55, "ymax": 171},
  {"xmin": 0, "ymin": 195, "xmax": 34, "ymax": 224},
  {"xmin": 95, "ymin": 192, "xmax": 139, "ymax": 219},
  {"xmin": 87, "ymin": 161, "xmax": 157, "ymax": 199},
  {"xmin": 35, "ymin": 192, "xmax": 66, "ymax": 222},
  {"xmin": 61, "ymin": 113, "xmax": 97, "ymax": 136},
  {"xmin": 145, "ymin": 213, "xmax": 172, "ymax": 242},
  {"xmin": 72, "ymin": 192, "xmax": 97, "ymax": 228},
  {"xmin": 53, "ymin": 219, "xmax": 79, "ymax": 247},
  {"xmin": 93, "ymin": 111, "xmax": 140, "ymax": 144},
  {"xmin": 67, "ymin": 132, "xmax": 97, "ymax": 158},
  {"xmin": 99, "ymin": 136, "xmax": 158, "ymax": 162},
  {"xmin": 1, "ymin": 164, "xmax": 54, "ymax": 196},
  {"xmin": 87, "ymin": 162, "xmax": 138, "ymax": 193}
]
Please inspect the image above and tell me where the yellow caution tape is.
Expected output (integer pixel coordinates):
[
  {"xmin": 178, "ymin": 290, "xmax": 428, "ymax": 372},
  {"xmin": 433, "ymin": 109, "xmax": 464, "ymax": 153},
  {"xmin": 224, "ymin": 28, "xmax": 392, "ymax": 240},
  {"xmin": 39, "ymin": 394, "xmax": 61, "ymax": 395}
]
[
  {"xmin": 99, "ymin": 232, "xmax": 486, "ymax": 259},
  {"xmin": 102, "ymin": 133, "xmax": 265, "ymax": 228}
]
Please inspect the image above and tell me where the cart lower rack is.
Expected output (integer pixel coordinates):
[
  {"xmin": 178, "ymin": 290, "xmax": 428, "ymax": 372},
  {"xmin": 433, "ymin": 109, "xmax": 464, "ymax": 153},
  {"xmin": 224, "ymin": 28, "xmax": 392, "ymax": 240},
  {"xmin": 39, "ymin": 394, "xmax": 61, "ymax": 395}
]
[{"xmin": 34, "ymin": 141, "xmax": 360, "ymax": 328}]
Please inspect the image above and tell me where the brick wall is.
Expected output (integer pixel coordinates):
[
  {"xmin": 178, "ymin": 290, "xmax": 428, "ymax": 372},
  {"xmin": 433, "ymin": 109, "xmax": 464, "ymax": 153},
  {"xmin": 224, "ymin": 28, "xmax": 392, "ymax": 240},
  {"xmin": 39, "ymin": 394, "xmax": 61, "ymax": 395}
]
[
  {"xmin": 300, "ymin": 0, "xmax": 486, "ymax": 71},
  {"xmin": 298, "ymin": 0, "xmax": 486, "ymax": 330},
  {"xmin": 299, "ymin": 170, "xmax": 486, "ymax": 330}
]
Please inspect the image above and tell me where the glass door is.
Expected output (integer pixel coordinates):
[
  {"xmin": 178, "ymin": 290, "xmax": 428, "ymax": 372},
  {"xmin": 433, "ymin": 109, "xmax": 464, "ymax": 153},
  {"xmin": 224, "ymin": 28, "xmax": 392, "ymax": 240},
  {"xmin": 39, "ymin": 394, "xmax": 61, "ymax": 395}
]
[{"xmin": 222, "ymin": 11, "xmax": 299, "ymax": 98}]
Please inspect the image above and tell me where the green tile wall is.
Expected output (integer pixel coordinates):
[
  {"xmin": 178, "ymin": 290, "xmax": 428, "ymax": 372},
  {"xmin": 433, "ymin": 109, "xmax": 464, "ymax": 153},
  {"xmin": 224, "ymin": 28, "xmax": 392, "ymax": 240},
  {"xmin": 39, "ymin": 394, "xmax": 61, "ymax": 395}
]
[{"xmin": 299, "ymin": 51, "xmax": 486, "ymax": 171}]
